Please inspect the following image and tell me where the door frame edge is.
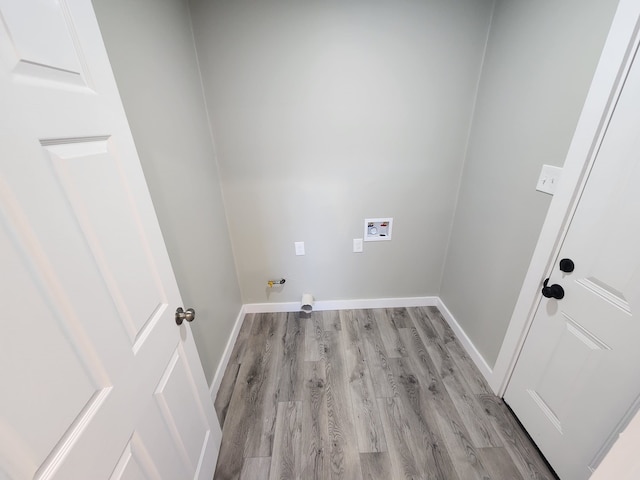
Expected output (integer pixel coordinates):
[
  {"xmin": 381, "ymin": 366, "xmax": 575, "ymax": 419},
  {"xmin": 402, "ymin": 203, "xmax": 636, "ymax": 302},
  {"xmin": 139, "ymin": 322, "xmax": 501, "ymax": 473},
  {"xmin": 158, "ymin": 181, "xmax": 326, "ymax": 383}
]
[{"xmin": 489, "ymin": 0, "xmax": 640, "ymax": 397}]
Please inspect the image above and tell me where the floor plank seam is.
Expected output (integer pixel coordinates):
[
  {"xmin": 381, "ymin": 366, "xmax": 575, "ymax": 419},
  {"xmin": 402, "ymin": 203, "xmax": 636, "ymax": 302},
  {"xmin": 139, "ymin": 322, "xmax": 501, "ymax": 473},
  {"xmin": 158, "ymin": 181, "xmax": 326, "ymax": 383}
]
[{"xmin": 214, "ymin": 307, "xmax": 557, "ymax": 480}]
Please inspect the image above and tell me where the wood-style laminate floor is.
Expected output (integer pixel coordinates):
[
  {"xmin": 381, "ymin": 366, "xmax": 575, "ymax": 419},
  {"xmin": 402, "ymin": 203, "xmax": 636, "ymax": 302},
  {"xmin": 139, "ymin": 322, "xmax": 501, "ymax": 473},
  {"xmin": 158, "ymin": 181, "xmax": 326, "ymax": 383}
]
[{"xmin": 213, "ymin": 307, "xmax": 557, "ymax": 480}]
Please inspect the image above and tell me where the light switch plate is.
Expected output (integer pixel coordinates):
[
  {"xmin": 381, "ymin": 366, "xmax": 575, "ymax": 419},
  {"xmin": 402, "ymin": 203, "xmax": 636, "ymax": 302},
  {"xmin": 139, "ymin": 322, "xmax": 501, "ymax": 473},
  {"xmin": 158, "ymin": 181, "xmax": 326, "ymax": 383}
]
[
  {"xmin": 294, "ymin": 241, "xmax": 305, "ymax": 256},
  {"xmin": 536, "ymin": 164, "xmax": 562, "ymax": 195},
  {"xmin": 353, "ymin": 238, "xmax": 363, "ymax": 253}
]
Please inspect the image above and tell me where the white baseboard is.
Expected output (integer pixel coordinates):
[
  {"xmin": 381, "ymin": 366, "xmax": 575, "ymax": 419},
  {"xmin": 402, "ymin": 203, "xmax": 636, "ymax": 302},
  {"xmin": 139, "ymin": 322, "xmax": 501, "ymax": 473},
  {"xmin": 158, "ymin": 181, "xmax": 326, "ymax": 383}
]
[
  {"xmin": 243, "ymin": 296, "xmax": 438, "ymax": 314},
  {"xmin": 436, "ymin": 298, "xmax": 493, "ymax": 383},
  {"xmin": 210, "ymin": 296, "xmax": 494, "ymax": 410},
  {"xmin": 209, "ymin": 305, "xmax": 247, "ymax": 404}
]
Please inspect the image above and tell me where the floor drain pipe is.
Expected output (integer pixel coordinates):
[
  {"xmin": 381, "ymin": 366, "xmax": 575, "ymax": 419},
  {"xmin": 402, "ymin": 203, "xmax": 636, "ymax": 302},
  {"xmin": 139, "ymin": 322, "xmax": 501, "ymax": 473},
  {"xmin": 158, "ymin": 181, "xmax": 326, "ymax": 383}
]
[{"xmin": 301, "ymin": 293, "xmax": 314, "ymax": 314}]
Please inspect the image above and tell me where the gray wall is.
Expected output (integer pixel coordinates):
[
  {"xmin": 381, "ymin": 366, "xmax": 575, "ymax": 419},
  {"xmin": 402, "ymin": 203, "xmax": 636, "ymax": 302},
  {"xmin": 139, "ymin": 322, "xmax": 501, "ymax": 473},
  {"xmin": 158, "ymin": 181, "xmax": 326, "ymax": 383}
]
[
  {"xmin": 92, "ymin": 0, "xmax": 620, "ymax": 379},
  {"xmin": 92, "ymin": 0, "xmax": 242, "ymax": 385},
  {"xmin": 440, "ymin": 0, "xmax": 620, "ymax": 367},
  {"xmin": 189, "ymin": 0, "xmax": 495, "ymax": 303}
]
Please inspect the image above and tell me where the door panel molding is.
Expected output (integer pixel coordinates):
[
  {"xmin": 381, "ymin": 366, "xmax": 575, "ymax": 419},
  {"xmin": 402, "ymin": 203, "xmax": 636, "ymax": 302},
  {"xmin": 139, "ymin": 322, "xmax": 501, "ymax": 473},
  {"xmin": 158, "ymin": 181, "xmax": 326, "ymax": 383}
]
[
  {"xmin": 577, "ymin": 278, "xmax": 631, "ymax": 314},
  {"xmin": 36, "ymin": 387, "xmax": 113, "ymax": 480},
  {"xmin": 0, "ymin": 0, "xmax": 92, "ymax": 89},
  {"xmin": 0, "ymin": 1, "xmax": 219, "ymax": 477},
  {"xmin": 490, "ymin": 0, "xmax": 640, "ymax": 396}
]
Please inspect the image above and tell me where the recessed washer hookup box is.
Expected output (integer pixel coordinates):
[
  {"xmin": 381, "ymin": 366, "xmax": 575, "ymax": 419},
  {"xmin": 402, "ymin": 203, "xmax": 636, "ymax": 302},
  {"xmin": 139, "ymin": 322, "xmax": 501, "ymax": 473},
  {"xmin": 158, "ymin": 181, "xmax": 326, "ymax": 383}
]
[{"xmin": 364, "ymin": 218, "xmax": 393, "ymax": 242}]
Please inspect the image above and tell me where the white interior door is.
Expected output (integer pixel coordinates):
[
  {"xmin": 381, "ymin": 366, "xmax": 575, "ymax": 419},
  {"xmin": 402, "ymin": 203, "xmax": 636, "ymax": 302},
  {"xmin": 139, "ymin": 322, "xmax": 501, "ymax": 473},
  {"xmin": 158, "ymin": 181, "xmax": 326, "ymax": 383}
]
[
  {"xmin": 504, "ymin": 41, "xmax": 640, "ymax": 480},
  {"xmin": 0, "ymin": 1, "xmax": 220, "ymax": 479}
]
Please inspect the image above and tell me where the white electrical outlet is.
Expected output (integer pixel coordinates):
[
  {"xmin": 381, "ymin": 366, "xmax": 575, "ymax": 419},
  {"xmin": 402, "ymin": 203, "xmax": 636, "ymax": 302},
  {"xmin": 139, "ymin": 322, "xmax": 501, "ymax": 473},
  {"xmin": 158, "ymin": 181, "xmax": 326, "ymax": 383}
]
[
  {"xmin": 536, "ymin": 164, "xmax": 562, "ymax": 195},
  {"xmin": 353, "ymin": 238, "xmax": 363, "ymax": 253},
  {"xmin": 294, "ymin": 241, "xmax": 305, "ymax": 256}
]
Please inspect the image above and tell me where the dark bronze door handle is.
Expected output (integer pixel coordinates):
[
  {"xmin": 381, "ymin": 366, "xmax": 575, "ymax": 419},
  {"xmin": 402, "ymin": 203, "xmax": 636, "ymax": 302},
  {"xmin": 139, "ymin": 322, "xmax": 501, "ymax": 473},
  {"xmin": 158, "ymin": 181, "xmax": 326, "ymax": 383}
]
[{"xmin": 542, "ymin": 278, "xmax": 564, "ymax": 300}]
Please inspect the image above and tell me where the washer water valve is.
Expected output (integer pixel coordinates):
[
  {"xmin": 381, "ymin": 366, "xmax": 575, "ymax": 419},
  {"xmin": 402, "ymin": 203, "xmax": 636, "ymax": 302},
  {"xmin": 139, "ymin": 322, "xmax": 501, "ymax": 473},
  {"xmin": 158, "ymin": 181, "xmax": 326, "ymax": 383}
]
[{"xmin": 364, "ymin": 218, "xmax": 393, "ymax": 241}]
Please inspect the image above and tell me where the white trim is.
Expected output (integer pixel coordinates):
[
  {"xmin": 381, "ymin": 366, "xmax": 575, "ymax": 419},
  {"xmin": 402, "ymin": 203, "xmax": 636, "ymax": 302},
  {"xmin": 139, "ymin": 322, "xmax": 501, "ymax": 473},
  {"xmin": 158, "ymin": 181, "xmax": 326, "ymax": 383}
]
[
  {"xmin": 242, "ymin": 302, "xmax": 300, "ymax": 314},
  {"xmin": 436, "ymin": 298, "xmax": 493, "ymax": 381},
  {"xmin": 209, "ymin": 305, "xmax": 246, "ymax": 404},
  {"xmin": 489, "ymin": 0, "xmax": 640, "ymax": 395},
  {"xmin": 242, "ymin": 296, "xmax": 439, "ymax": 314},
  {"xmin": 590, "ymin": 406, "xmax": 640, "ymax": 479}
]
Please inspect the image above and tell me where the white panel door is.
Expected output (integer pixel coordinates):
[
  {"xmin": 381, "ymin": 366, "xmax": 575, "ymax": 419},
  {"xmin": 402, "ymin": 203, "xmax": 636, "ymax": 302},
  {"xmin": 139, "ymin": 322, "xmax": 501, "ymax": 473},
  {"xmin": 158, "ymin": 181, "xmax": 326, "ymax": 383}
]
[
  {"xmin": 504, "ymin": 41, "xmax": 640, "ymax": 480},
  {"xmin": 0, "ymin": 1, "xmax": 220, "ymax": 479}
]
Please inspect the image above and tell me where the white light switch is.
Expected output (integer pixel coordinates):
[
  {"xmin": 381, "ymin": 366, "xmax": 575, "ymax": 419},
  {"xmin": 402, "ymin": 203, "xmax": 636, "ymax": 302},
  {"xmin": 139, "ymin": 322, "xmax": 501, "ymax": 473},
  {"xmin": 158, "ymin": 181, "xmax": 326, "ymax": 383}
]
[
  {"xmin": 353, "ymin": 238, "xmax": 363, "ymax": 253},
  {"xmin": 294, "ymin": 241, "xmax": 305, "ymax": 256},
  {"xmin": 536, "ymin": 164, "xmax": 562, "ymax": 195}
]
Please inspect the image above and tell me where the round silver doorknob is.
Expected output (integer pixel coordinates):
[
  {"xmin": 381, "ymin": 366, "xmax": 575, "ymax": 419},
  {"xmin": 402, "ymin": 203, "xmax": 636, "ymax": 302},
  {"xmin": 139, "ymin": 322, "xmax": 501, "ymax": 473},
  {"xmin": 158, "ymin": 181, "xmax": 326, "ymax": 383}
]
[{"xmin": 175, "ymin": 307, "xmax": 195, "ymax": 325}]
